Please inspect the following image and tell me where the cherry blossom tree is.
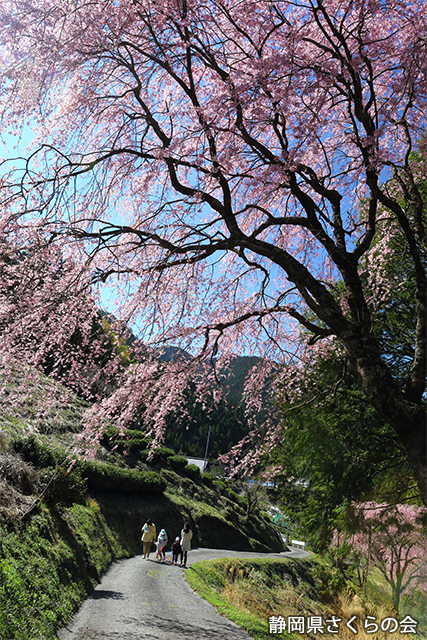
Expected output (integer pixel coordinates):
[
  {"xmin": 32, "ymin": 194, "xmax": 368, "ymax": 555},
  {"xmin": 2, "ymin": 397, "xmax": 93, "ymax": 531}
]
[
  {"xmin": 0, "ymin": 0, "xmax": 426, "ymax": 497},
  {"xmin": 338, "ymin": 502, "xmax": 427, "ymax": 613},
  {"xmin": 0, "ymin": 231, "xmax": 127, "ymax": 406}
]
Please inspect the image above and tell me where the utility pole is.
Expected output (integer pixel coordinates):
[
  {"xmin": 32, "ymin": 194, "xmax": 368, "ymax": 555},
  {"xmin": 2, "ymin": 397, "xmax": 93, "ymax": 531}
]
[{"xmin": 203, "ymin": 424, "xmax": 211, "ymax": 472}]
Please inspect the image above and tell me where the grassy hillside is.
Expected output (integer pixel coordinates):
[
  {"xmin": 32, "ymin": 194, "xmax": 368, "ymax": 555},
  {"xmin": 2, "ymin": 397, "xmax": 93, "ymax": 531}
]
[
  {"xmin": 0, "ymin": 497, "xmax": 132, "ymax": 639},
  {"xmin": 187, "ymin": 557, "xmax": 421, "ymax": 640},
  {"xmin": 0, "ymin": 363, "xmax": 90, "ymax": 438}
]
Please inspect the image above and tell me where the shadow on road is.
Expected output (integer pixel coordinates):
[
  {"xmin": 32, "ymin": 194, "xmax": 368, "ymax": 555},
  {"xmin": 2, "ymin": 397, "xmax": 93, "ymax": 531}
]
[
  {"xmin": 60, "ymin": 613, "xmax": 248, "ymax": 639},
  {"xmin": 139, "ymin": 612, "xmax": 248, "ymax": 637},
  {"xmin": 89, "ymin": 589, "xmax": 125, "ymax": 600},
  {"xmin": 79, "ymin": 613, "xmax": 249, "ymax": 639}
]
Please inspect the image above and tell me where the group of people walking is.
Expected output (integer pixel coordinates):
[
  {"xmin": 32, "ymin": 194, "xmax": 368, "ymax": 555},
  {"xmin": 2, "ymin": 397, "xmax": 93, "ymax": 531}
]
[{"xmin": 141, "ymin": 519, "xmax": 193, "ymax": 568}]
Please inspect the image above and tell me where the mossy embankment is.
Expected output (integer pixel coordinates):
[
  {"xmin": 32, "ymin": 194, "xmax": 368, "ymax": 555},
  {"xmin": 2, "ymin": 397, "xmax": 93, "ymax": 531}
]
[{"xmin": 0, "ymin": 498, "xmax": 129, "ymax": 640}]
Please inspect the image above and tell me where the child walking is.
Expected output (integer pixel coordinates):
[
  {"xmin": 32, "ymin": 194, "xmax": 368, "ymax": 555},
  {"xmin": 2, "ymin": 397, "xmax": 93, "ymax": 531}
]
[
  {"xmin": 156, "ymin": 528, "xmax": 168, "ymax": 561},
  {"xmin": 171, "ymin": 537, "xmax": 182, "ymax": 565}
]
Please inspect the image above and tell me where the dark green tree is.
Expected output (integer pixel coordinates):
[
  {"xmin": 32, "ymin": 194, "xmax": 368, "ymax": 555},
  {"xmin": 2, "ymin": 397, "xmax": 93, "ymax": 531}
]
[{"xmin": 272, "ymin": 350, "xmax": 416, "ymax": 552}]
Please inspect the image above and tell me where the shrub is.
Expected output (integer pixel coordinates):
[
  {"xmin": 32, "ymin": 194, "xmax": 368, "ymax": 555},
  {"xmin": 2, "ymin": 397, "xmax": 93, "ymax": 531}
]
[
  {"xmin": 120, "ymin": 428, "xmax": 149, "ymax": 441},
  {"xmin": 168, "ymin": 455, "xmax": 189, "ymax": 471},
  {"xmin": 10, "ymin": 435, "xmax": 64, "ymax": 469},
  {"xmin": 100, "ymin": 428, "xmax": 150, "ymax": 454},
  {"xmin": 37, "ymin": 466, "xmax": 87, "ymax": 508},
  {"xmin": 76, "ymin": 459, "xmax": 166, "ymax": 494},
  {"xmin": 185, "ymin": 463, "xmax": 201, "ymax": 480},
  {"xmin": 201, "ymin": 472, "xmax": 214, "ymax": 486},
  {"xmin": 226, "ymin": 489, "xmax": 241, "ymax": 503},
  {"xmin": 312, "ymin": 562, "xmax": 345, "ymax": 602},
  {"xmin": 214, "ymin": 479, "xmax": 227, "ymax": 492},
  {"xmin": 126, "ymin": 437, "xmax": 151, "ymax": 455},
  {"xmin": 149, "ymin": 447, "xmax": 175, "ymax": 462}
]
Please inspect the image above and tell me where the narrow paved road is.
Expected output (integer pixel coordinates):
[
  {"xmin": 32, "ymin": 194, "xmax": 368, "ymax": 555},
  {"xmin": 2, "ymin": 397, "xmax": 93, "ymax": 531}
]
[{"xmin": 57, "ymin": 547, "xmax": 309, "ymax": 640}]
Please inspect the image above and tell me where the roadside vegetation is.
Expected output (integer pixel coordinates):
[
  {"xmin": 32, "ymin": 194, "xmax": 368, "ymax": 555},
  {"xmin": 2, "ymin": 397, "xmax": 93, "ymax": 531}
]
[
  {"xmin": 187, "ymin": 557, "xmax": 421, "ymax": 640},
  {"xmin": 0, "ymin": 498, "xmax": 129, "ymax": 640}
]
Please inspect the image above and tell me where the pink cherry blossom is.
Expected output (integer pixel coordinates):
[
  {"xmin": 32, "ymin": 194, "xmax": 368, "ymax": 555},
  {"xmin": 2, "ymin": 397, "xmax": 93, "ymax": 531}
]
[
  {"xmin": 336, "ymin": 501, "xmax": 427, "ymax": 612},
  {"xmin": 0, "ymin": 1, "xmax": 424, "ymax": 497}
]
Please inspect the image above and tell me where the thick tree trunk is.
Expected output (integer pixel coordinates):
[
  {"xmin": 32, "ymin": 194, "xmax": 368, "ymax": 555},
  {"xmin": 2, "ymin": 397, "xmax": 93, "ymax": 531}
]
[
  {"xmin": 342, "ymin": 332, "xmax": 427, "ymax": 504},
  {"xmin": 254, "ymin": 237, "xmax": 426, "ymax": 503}
]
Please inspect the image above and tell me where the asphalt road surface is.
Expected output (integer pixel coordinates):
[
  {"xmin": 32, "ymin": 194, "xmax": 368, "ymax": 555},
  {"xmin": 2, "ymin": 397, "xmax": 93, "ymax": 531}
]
[{"xmin": 57, "ymin": 547, "xmax": 309, "ymax": 640}]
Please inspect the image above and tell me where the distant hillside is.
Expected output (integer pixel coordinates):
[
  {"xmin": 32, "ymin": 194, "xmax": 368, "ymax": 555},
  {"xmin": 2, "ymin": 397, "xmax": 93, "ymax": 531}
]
[
  {"xmin": 105, "ymin": 319, "xmax": 270, "ymax": 458},
  {"xmin": 155, "ymin": 344, "xmax": 192, "ymax": 362},
  {"xmin": 162, "ymin": 355, "xmax": 273, "ymax": 458},
  {"xmin": 0, "ymin": 307, "xmax": 273, "ymax": 463},
  {"xmin": 163, "ymin": 393, "xmax": 248, "ymax": 459},
  {"xmin": 219, "ymin": 355, "xmax": 264, "ymax": 405}
]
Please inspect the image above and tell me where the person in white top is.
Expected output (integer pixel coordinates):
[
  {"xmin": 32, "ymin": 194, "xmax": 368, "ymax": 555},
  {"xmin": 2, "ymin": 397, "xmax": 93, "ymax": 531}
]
[{"xmin": 180, "ymin": 522, "xmax": 193, "ymax": 568}]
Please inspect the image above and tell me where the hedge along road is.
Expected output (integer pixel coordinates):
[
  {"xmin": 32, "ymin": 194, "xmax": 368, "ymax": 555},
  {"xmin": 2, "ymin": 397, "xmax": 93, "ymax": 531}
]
[{"xmin": 57, "ymin": 546, "xmax": 309, "ymax": 640}]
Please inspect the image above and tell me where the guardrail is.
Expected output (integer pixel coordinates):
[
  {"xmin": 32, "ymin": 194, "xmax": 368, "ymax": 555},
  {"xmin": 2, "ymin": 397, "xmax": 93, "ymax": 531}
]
[{"xmin": 291, "ymin": 539, "xmax": 306, "ymax": 549}]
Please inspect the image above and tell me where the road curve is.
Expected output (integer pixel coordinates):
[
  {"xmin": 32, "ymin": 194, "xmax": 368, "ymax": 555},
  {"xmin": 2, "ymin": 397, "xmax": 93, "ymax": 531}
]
[{"xmin": 57, "ymin": 547, "xmax": 309, "ymax": 640}]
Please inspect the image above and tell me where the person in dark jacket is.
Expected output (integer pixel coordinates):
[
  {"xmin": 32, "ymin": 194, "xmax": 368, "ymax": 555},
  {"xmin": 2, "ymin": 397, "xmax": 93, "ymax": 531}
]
[{"xmin": 171, "ymin": 537, "xmax": 182, "ymax": 565}]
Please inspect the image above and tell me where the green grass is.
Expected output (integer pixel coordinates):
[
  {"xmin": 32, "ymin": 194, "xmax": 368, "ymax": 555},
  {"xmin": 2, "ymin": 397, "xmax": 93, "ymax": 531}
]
[
  {"xmin": 187, "ymin": 556, "xmax": 423, "ymax": 640},
  {"xmin": 186, "ymin": 558, "xmax": 313, "ymax": 640},
  {"xmin": 0, "ymin": 498, "xmax": 132, "ymax": 640}
]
